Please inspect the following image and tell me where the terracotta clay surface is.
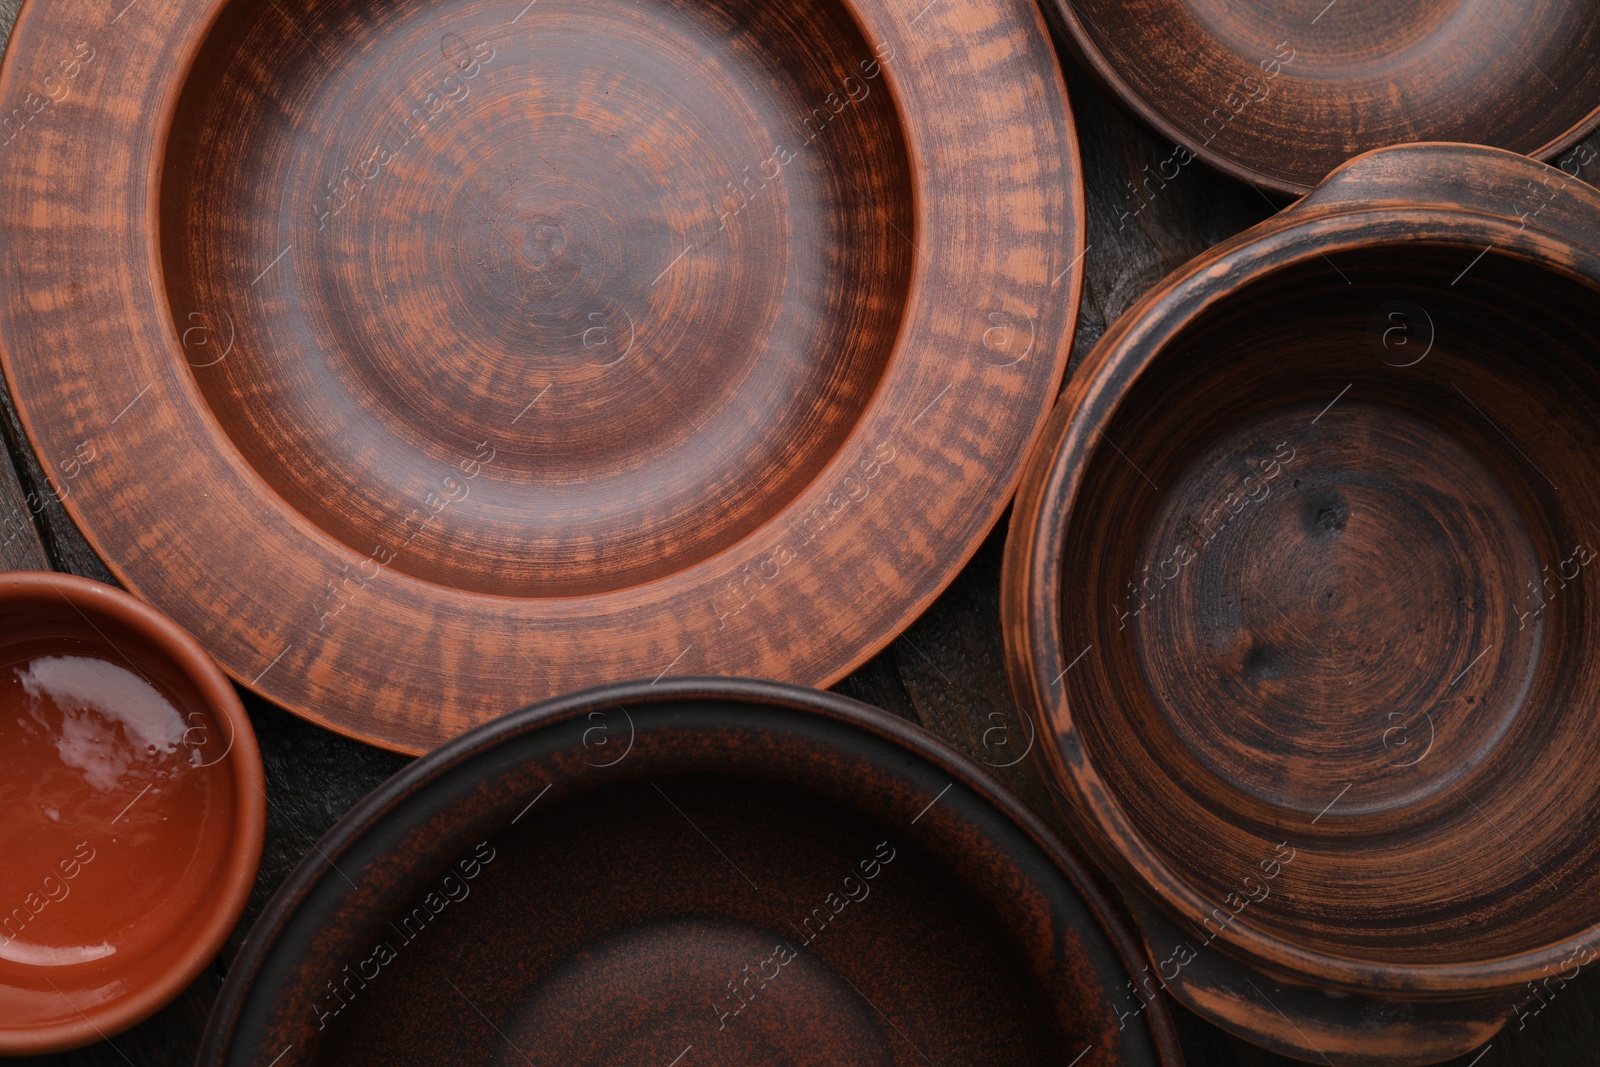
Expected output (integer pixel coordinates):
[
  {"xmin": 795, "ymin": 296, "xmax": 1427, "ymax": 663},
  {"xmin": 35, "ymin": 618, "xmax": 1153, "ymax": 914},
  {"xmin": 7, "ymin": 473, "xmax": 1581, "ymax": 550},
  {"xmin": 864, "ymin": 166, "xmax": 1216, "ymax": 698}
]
[
  {"xmin": 5, "ymin": 38, "xmax": 1600, "ymax": 1064},
  {"xmin": 0, "ymin": 0, "xmax": 1082, "ymax": 753},
  {"xmin": 0, "ymin": 572, "xmax": 264, "ymax": 1055},
  {"xmin": 1045, "ymin": 0, "xmax": 1600, "ymax": 194},
  {"xmin": 1004, "ymin": 142, "xmax": 1600, "ymax": 1065},
  {"xmin": 196, "ymin": 679, "xmax": 1181, "ymax": 1066}
]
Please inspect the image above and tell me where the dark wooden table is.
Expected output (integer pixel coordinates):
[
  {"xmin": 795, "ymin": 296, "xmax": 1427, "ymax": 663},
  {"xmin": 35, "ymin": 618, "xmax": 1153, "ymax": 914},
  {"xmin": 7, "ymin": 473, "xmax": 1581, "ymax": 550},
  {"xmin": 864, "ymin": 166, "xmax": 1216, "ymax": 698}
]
[{"xmin": 3, "ymin": 0, "xmax": 1597, "ymax": 1061}]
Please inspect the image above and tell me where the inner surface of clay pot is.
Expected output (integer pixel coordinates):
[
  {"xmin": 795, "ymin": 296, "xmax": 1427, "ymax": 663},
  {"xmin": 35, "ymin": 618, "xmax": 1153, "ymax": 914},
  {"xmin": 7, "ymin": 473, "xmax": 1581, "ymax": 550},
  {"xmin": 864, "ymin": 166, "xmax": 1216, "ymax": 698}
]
[
  {"xmin": 160, "ymin": 0, "xmax": 914, "ymax": 598},
  {"xmin": 1061, "ymin": 242, "xmax": 1600, "ymax": 966}
]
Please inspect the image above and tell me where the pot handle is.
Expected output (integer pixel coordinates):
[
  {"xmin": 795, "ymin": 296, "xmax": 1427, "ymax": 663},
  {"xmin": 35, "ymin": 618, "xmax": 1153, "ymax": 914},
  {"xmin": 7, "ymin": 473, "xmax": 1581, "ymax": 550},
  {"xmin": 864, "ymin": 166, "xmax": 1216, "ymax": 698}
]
[
  {"xmin": 1282, "ymin": 141, "xmax": 1600, "ymax": 245},
  {"xmin": 1121, "ymin": 892, "xmax": 1516, "ymax": 1066}
]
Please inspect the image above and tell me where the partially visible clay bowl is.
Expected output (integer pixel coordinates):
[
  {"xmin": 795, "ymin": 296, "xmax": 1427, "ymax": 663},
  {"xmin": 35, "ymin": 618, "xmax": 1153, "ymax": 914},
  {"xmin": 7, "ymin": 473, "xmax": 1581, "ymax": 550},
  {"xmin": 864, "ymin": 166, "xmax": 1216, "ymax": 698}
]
[
  {"xmin": 0, "ymin": 572, "xmax": 264, "ymax": 1055},
  {"xmin": 1047, "ymin": 0, "xmax": 1600, "ymax": 194},
  {"xmin": 199, "ymin": 679, "xmax": 1181, "ymax": 1066}
]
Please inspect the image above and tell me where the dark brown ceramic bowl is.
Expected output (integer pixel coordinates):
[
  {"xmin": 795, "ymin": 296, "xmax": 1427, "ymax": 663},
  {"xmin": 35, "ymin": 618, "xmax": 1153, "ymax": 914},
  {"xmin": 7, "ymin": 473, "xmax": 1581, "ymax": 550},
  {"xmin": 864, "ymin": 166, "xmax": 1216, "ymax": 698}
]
[
  {"xmin": 0, "ymin": 0, "xmax": 1083, "ymax": 754},
  {"xmin": 1047, "ymin": 0, "xmax": 1600, "ymax": 195},
  {"xmin": 1004, "ymin": 143, "xmax": 1600, "ymax": 1065},
  {"xmin": 198, "ymin": 678, "xmax": 1181, "ymax": 1066},
  {"xmin": 0, "ymin": 572, "xmax": 264, "ymax": 1055}
]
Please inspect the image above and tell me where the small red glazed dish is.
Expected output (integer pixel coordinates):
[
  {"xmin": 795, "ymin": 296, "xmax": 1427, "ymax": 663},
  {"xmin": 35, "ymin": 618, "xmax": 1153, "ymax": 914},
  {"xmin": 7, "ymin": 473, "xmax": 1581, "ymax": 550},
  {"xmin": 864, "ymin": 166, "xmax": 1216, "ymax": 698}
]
[{"xmin": 0, "ymin": 571, "xmax": 265, "ymax": 1055}]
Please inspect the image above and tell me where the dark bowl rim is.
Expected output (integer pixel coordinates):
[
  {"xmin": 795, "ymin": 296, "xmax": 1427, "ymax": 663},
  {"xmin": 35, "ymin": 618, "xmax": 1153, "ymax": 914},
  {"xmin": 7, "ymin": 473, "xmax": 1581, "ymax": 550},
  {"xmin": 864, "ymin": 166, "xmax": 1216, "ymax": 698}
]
[
  {"xmin": 198, "ymin": 676, "xmax": 1183, "ymax": 1065},
  {"xmin": 1003, "ymin": 143, "xmax": 1600, "ymax": 995}
]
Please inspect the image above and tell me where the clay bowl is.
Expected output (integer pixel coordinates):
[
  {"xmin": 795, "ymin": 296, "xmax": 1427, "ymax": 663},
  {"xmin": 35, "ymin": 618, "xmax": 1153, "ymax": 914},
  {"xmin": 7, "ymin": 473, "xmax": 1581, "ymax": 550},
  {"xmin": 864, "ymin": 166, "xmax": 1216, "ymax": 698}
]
[
  {"xmin": 0, "ymin": 0, "xmax": 1083, "ymax": 754},
  {"xmin": 0, "ymin": 572, "xmax": 264, "ymax": 1055},
  {"xmin": 198, "ymin": 678, "xmax": 1181, "ymax": 1066},
  {"xmin": 1046, "ymin": 0, "xmax": 1600, "ymax": 195},
  {"xmin": 1003, "ymin": 143, "xmax": 1600, "ymax": 1065}
]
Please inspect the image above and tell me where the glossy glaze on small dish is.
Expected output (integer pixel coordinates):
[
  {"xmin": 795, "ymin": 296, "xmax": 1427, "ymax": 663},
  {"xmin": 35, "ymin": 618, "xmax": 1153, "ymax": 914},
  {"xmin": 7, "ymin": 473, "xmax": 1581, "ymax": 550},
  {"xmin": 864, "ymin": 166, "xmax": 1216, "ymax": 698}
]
[{"xmin": 0, "ymin": 572, "xmax": 264, "ymax": 1055}]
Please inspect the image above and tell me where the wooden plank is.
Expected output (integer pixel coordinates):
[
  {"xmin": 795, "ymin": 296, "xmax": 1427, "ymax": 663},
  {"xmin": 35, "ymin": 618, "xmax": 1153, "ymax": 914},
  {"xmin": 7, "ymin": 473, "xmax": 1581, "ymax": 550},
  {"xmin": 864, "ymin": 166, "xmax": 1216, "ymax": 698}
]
[
  {"xmin": 0, "ymin": 400, "xmax": 51, "ymax": 570},
  {"xmin": 0, "ymin": 388, "xmax": 115, "ymax": 582}
]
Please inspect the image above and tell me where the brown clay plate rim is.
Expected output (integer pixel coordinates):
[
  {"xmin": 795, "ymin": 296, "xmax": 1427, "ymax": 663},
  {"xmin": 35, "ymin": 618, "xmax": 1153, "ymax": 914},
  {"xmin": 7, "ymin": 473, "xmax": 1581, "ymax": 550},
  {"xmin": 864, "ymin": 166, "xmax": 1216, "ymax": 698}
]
[
  {"xmin": 0, "ymin": 0, "xmax": 1084, "ymax": 755},
  {"xmin": 1045, "ymin": 2, "xmax": 1600, "ymax": 197},
  {"xmin": 0, "ymin": 571, "xmax": 266, "ymax": 1055},
  {"xmin": 1004, "ymin": 144, "xmax": 1600, "ymax": 995},
  {"xmin": 196, "ymin": 677, "xmax": 1184, "ymax": 1065}
]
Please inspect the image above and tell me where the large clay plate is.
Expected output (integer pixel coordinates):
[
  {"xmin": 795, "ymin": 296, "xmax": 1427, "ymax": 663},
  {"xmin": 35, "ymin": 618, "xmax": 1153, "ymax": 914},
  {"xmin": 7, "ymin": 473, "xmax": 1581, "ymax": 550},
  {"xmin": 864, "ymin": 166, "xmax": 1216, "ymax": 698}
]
[
  {"xmin": 198, "ymin": 679, "xmax": 1181, "ymax": 1066},
  {"xmin": 0, "ymin": 0, "xmax": 1082, "ymax": 752}
]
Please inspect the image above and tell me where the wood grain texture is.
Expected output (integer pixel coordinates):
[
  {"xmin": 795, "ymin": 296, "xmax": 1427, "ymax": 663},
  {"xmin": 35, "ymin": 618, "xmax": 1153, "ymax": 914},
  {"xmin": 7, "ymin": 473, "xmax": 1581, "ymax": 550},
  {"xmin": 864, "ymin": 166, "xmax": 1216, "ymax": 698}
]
[
  {"xmin": 1045, "ymin": 0, "xmax": 1600, "ymax": 195},
  {"xmin": 0, "ymin": 411, "xmax": 50, "ymax": 571},
  {"xmin": 198, "ymin": 681, "xmax": 1181, "ymax": 1066},
  {"xmin": 1004, "ymin": 141, "xmax": 1600, "ymax": 1064},
  {"xmin": 0, "ymin": 0, "xmax": 1084, "ymax": 755}
]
